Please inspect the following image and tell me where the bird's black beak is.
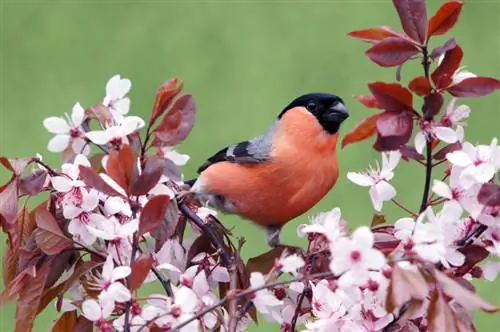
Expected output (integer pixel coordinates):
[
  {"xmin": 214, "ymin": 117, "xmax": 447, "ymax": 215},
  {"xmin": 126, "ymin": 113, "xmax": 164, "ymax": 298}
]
[{"xmin": 324, "ymin": 102, "xmax": 349, "ymax": 123}]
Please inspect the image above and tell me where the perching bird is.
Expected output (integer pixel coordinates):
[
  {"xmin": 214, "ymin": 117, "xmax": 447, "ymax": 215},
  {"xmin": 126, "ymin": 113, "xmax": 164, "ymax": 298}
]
[{"xmin": 185, "ymin": 93, "xmax": 349, "ymax": 247}]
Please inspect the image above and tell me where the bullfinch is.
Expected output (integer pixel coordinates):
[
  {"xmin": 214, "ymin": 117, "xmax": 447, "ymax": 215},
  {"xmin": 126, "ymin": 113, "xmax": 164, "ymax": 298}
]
[{"xmin": 185, "ymin": 93, "xmax": 349, "ymax": 247}]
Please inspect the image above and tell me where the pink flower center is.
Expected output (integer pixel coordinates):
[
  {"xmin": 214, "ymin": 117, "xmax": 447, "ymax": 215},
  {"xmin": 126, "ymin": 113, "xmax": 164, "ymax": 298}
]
[
  {"xmin": 131, "ymin": 301, "xmax": 142, "ymax": 316},
  {"xmin": 97, "ymin": 319, "xmax": 113, "ymax": 332},
  {"xmin": 78, "ymin": 212, "xmax": 89, "ymax": 224},
  {"xmin": 70, "ymin": 128, "xmax": 81, "ymax": 138},
  {"xmin": 170, "ymin": 306, "xmax": 182, "ymax": 318},
  {"xmin": 350, "ymin": 250, "xmax": 362, "ymax": 263},
  {"xmin": 313, "ymin": 300, "xmax": 323, "ymax": 311},
  {"xmin": 367, "ymin": 279, "xmax": 379, "ymax": 292},
  {"xmin": 102, "ymin": 280, "xmax": 112, "ymax": 290},
  {"xmin": 440, "ymin": 116, "xmax": 452, "ymax": 127},
  {"xmin": 110, "ymin": 137, "xmax": 123, "ymax": 150},
  {"xmin": 451, "ymin": 188, "xmax": 461, "ymax": 200},
  {"xmin": 474, "ymin": 159, "xmax": 483, "ymax": 166},
  {"xmin": 273, "ymin": 287, "xmax": 286, "ymax": 300}
]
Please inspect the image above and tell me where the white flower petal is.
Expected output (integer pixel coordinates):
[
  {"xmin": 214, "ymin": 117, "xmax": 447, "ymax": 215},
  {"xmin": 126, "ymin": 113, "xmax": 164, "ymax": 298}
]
[
  {"xmin": 451, "ymin": 105, "xmax": 471, "ymax": 123},
  {"xmin": 473, "ymin": 163, "xmax": 495, "ymax": 183},
  {"xmin": 106, "ymin": 282, "xmax": 131, "ymax": 302},
  {"xmin": 352, "ymin": 226, "xmax": 374, "ymax": 250},
  {"xmin": 82, "ymin": 299, "xmax": 101, "ymax": 321},
  {"xmin": 414, "ymin": 131, "xmax": 426, "ymax": 155},
  {"xmin": 106, "ymin": 75, "xmax": 131, "ymax": 100},
  {"xmin": 112, "ymin": 266, "xmax": 131, "ymax": 281},
  {"xmin": 86, "ymin": 130, "xmax": 111, "ymax": 145},
  {"xmin": 432, "ymin": 180, "xmax": 453, "ymax": 199},
  {"xmin": 346, "ymin": 172, "xmax": 374, "ymax": 187},
  {"xmin": 51, "ymin": 176, "xmax": 72, "ymax": 192},
  {"xmin": 71, "ymin": 102, "xmax": 85, "ymax": 126},
  {"xmin": 483, "ymin": 262, "xmax": 500, "ymax": 281},
  {"xmin": 446, "ymin": 150, "xmax": 473, "ymax": 167},
  {"xmin": 365, "ymin": 248, "xmax": 386, "ymax": 270},
  {"xmin": 434, "ymin": 126, "xmax": 458, "ymax": 144},
  {"xmin": 47, "ymin": 134, "xmax": 71, "ymax": 152},
  {"xmin": 371, "ymin": 181, "xmax": 396, "ymax": 211},
  {"xmin": 43, "ymin": 117, "xmax": 70, "ymax": 134},
  {"xmin": 113, "ymin": 97, "xmax": 131, "ymax": 115}
]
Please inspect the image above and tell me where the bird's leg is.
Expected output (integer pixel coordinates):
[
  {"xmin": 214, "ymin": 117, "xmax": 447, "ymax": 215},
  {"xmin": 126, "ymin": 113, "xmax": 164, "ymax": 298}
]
[
  {"xmin": 266, "ymin": 225, "xmax": 282, "ymax": 248},
  {"xmin": 266, "ymin": 225, "xmax": 306, "ymax": 257}
]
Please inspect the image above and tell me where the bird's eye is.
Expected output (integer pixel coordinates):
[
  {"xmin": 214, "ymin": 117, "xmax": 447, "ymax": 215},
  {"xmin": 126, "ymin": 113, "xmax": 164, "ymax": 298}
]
[{"xmin": 306, "ymin": 101, "xmax": 317, "ymax": 112}]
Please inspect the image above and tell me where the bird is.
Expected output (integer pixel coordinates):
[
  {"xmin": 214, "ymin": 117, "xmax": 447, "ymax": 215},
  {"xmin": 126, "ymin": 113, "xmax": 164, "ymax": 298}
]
[{"xmin": 185, "ymin": 93, "xmax": 349, "ymax": 248}]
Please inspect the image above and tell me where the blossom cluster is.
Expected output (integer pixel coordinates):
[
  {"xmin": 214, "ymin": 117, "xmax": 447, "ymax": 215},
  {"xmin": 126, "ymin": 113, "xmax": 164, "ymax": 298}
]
[{"xmin": 1, "ymin": 1, "xmax": 500, "ymax": 332}]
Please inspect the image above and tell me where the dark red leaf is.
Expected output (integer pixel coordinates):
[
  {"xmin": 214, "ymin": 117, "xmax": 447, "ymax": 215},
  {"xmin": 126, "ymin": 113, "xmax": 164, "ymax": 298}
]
[
  {"xmin": 355, "ymin": 95, "xmax": 382, "ymax": 109},
  {"xmin": 342, "ymin": 113, "xmax": 382, "ymax": 148},
  {"xmin": 373, "ymin": 111, "xmax": 413, "ymax": 151},
  {"xmin": 423, "ymin": 93, "xmax": 444, "ymax": 116},
  {"xmin": 428, "ymin": 1, "xmax": 464, "ymax": 38},
  {"xmin": 163, "ymin": 159, "xmax": 182, "ymax": 182},
  {"xmin": 409, "ymin": 76, "xmax": 433, "ymax": 96},
  {"xmin": 430, "ymin": 38, "xmax": 457, "ymax": 60},
  {"xmin": 52, "ymin": 311, "xmax": 77, "ymax": 332},
  {"xmin": 138, "ymin": 195, "xmax": 171, "ymax": 236},
  {"xmin": 106, "ymin": 145, "xmax": 137, "ymax": 195},
  {"xmin": 247, "ymin": 247, "xmax": 286, "ymax": 275},
  {"xmin": 347, "ymin": 26, "xmax": 405, "ymax": 44},
  {"xmin": 427, "ymin": 291, "xmax": 460, "ymax": 332},
  {"xmin": 19, "ymin": 170, "xmax": 47, "ymax": 196},
  {"xmin": 433, "ymin": 141, "xmax": 462, "ymax": 160},
  {"xmin": 0, "ymin": 178, "xmax": 18, "ymax": 226},
  {"xmin": 15, "ymin": 260, "xmax": 53, "ymax": 332},
  {"xmin": 477, "ymin": 183, "xmax": 500, "ymax": 207},
  {"xmin": 386, "ymin": 263, "xmax": 429, "ymax": 313},
  {"xmin": 376, "ymin": 111, "xmax": 413, "ymax": 137},
  {"xmin": 34, "ymin": 208, "xmax": 71, "ymax": 255},
  {"xmin": 448, "ymin": 77, "xmax": 500, "ymax": 98},
  {"xmin": 74, "ymin": 316, "xmax": 93, "ymax": 332},
  {"xmin": 153, "ymin": 94, "xmax": 196, "ymax": 146},
  {"xmin": 130, "ymin": 253, "xmax": 155, "ymax": 292},
  {"xmin": 435, "ymin": 270, "xmax": 499, "ymax": 312},
  {"xmin": 368, "ymin": 82, "xmax": 413, "ymax": 112},
  {"xmin": 150, "ymin": 78, "xmax": 184, "ymax": 127},
  {"xmin": 187, "ymin": 235, "xmax": 216, "ymax": 264},
  {"xmin": 455, "ymin": 245, "xmax": 490, "ymax": 277},
  {"xmin": 373, "ymin": 232, "xmax": 400, "ymax": 255},
  {"xmin": 0, "ymin": 156, "xmax": 15, "ymax": 173},
  {"xmin": 78, "ymin": 165, "xmax": 123, "ymax": 197},
  {"xmin": 366, "ymin": 37, "xmax": 420, "ymax": 67},
  {"xmin": 151, "ymin": 201, "xmax": 180, "ymax": 250},
  {"xmin": 400, "ymin": 145, "xmax": 425, "ymax": 161},
  {"xmin": 392, "ymin": 0, "xmax": 428, "ymax": 44},
  {"xmin": 131, "ymin": 156, "xmax": 166, "ymax": 196},
  {"xmin": 431, "ymin": 45, "xmax": 463, "ymax": 87}
]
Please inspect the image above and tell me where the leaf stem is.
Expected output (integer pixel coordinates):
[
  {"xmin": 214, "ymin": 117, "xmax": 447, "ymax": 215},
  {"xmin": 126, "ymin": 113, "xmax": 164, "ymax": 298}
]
[{"xmin": 391, "ymin": 199, "xmax": 418, "ymax": 217}]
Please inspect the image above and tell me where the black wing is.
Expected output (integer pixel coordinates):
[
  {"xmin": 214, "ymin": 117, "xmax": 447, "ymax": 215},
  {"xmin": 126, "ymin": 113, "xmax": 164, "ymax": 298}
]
[{"xmin": 197, "ymin": 141, "xmax": 266, "ymax": 173}]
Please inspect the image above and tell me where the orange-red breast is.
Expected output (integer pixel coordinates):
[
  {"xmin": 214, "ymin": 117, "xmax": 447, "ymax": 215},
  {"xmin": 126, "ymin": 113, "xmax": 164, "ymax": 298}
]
[{"xmin": 186, "ymin": 93, "xmax": 349, "ymax": 247}]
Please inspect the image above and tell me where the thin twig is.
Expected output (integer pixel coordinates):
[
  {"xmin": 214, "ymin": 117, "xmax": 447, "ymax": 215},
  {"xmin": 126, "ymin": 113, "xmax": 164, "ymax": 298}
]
[
  {"xmin": 167, "ymin": 271, "xmax": 335, "ymax": 332},
  {"xmin": 290, "ymin": 287, "xmax": 307, "ymax": 332},
  {"xmin": 227, "ymin": 264, "xmax": 238, "ymax": 332},
  {"xmin": 419, "ymin": 45, "xmax": 433, "ymax": 214},
  {"xmin": 391, "ymin": 199, "xmax": 418, "ymax": 217},
  {"xmin": 178, "ymin": 202, "xmax": 230, "ymax": 266},
  {"xmin": 124, "ymin": 232, "xmax": 140, "ymax": 332}
]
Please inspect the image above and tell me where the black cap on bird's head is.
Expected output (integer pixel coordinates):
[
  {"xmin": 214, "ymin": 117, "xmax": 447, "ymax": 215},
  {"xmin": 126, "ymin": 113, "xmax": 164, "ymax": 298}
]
[{"xmin": 278, "ymin": 93, "xmax": 349, "ymax": 134}]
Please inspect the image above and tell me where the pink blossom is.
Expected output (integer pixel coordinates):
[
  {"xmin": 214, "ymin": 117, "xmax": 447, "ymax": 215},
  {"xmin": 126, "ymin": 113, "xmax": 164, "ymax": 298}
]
[
  {"xmin": 94, "ymin": 255, "xmax": 131, "ymax": 303},
  {"xmin": 414, "ymin": 120, "xmax": 458, "ymax": 155},
  {"xmin": 86, "ymin": 115, "xmax": 145, "ymax": 147},
  {"xmin": 329, "ymin": 227, "xmax": 386, "ymax": 288},
  {"xmin": 249, "ymin": 272, "xmax": 283, "ymax": 315},
  {"xmin": 103, "ymin": 74, "xmax": 132, "ymax": 118},
  {"xmin": 297, "ymin": 207, "xmax": 347, "ymax": 242},
  {"xmin": 82, "ymin": 298, "xmax": 115, "ymax": 332},
  {"xmin": 43, "ymin": 102, "xmax": 89, "ymax": 154},
  {"xmin": 446, "ymin": 139, "xmax": 499, "ymax": 189},
  {"xmin": 347, "ymin": 151, "xmax": 400, "ymax": 212}
]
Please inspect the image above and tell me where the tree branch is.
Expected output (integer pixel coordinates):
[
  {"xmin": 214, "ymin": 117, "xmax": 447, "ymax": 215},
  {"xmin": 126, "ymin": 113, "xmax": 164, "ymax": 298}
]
[{"xmin": 178, "ymin": 202, "xmax": 230, "ymax": 266}]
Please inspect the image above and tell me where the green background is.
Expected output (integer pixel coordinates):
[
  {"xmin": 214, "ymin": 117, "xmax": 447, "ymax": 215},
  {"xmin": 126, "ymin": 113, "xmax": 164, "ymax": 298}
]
[{"xmin": 1, "ymin": 0, "xmax": 499, "ymax": 330}]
